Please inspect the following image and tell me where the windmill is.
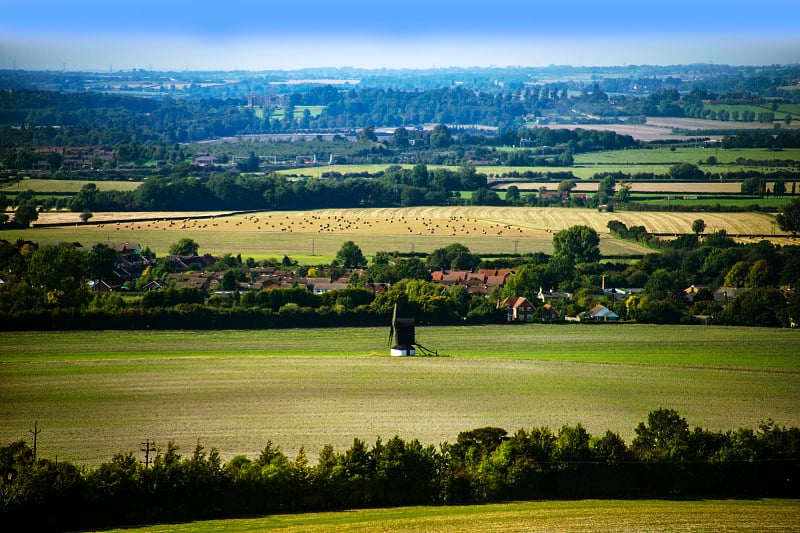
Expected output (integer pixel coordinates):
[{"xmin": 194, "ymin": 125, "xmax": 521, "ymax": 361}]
[{"xmin": 388, "ymin": 304, "xmax": 437, "ymax": 356}]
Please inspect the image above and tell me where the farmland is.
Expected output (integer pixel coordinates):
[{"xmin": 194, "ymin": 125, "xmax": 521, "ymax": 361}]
[
  {"xmin": 93, "ymin": 499, "xmax": 800, "ymax": 533},
  {"xmin": 4, "ymin": 206, "xmax": 788, "ymax": 260},
  {"xmin": 1, "ymin": 178, "xmax": 141, "ymax": 194},
  {"xmin": 1, "ymin": 325, "xmax": 798, "ymax": 467}
]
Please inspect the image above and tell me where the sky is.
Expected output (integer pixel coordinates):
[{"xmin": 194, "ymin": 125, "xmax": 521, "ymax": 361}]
[{"xmin": 1, "ymin": 0, "xmax": 799, "ymax": 71}]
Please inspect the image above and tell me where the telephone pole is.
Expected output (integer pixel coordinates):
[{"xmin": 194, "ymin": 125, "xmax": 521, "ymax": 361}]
[
  {"xmin": 141, "ymin": 439, "xmax": 156, "ymax": 468},
  {"xmin": 29, "ymin": 421, "xmax": 41, "ymax": 459}
]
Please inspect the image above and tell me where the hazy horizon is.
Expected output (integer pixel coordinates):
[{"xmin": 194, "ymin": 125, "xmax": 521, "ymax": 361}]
[{"xmin": 2, "ymin": 0, "xmax": 798, "ymax": 72}]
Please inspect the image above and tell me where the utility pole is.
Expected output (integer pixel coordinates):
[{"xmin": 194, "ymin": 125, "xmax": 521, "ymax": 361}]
[
  {"xmin": 513, "ymin": 240, "xmax": 519, "ymax": 255},
  {"xmin": 29, "ymin": 421, "xmax": 41, "ymax": 459},
  {"xmin": 141, "ymin": 439, "xmax": 156, "ymax": 468}
]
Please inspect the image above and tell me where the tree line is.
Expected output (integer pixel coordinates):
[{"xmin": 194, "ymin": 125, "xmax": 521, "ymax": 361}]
[{"xmin": 1, "ymin": 409, "xmax": 798, "ymax": 532}]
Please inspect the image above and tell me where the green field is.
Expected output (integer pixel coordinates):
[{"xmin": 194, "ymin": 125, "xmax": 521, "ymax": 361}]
[
  {"xmin": 268, "ymin": 105, "xmax": 327, "ymax": 120},
  {"xmin": 574, "ymin": 146, "xmax": 800, "ymax": 166},
  {"xmin": 1, "ymin": 178, "xmax": 142, "ymax": 193},
  {"xmin": 1, "ymin": 325, "xmax": 798, "ymax": 467},
  {"xmin": 282, "ymin": 146, "xmax": 800, "ymax": 179},
  {"xmin": 634, "ymin": 195, "xmax": 792, "ymax": 209},
  {"xmin": 91, "ymin": 499, "xmax": 800, "ymax": 533}
]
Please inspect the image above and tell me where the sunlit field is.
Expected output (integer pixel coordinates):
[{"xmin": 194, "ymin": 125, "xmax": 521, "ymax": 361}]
[{"xmin": 2, "ymin": 325, "xmax": 797, "ymax": 467}]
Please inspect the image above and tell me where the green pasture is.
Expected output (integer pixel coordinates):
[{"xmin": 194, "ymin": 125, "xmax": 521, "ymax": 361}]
[
  {"xmin": 632, "ymin": 194, "xmax": 792, "ymax": 209},
  {"xmin": 703, "ymin": 103, "xmax": 795, "ymax": 121},
  {"xmin": 93, "ymin": 499, "xmax": 800, "ymax": 533},
  {"xmin": 1, "ymin": 325, "xmax": 798, "ymax": 467},
  {"xmin": 574, "ymin": 147, "xmax": 800, "ymax": 166},
  {"xmin": 268, "ymin": 105, "xmax": 326, "ymax": 120},
  {"xmin": 0, "ymin": 178, "xmax": 141, "ymax": 193}
]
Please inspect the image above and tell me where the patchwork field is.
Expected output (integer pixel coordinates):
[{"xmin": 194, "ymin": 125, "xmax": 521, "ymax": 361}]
[
  {"xmin": 6, "ymin": 206, "xmax": 787, "ymax": 260},
  {"xmin": 1, "ymin": 325, "xmax": 797, "ymax": 467}
]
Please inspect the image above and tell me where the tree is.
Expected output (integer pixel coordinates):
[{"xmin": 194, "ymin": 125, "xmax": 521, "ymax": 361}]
[
  {"xmin": 13, "ymin": 201, "xmax": 38, "ymax": 229},
  {"xmin": 27, "ymin": 243, "xmax": 87, "ymax": 306},
  {"xmin": 595, "ymin": 174, "xmax": 616, "ymax": 205},
  {"xmin": 70, "ymin": 183, "xmax": 98, "ymax": 211},
  {"xmin": 357, "ymin": 126, "xmax": 377, "ymax": 143},
  {"xmin": 336, "ymin": 240, "xmax": 366, "ymax": 269},
  {"xmin": 745, "ymin": 259, "xmax": 772, "ymax": 288},
  {"xmin": 668, "ymin": 162, "xmax": 705, "ymax": 181},
  {"xmin": 393, "ymin": 127, "xmax": 410, "ymax": 148},
  {"xmin": 221, "ymin": 269, "xmax": 240, "ymax": 291},
  {"xmin": 557, "ymin": 180, "xmax": 576, "ymax": 193},
  {"xmin": 552, "ymin": 225, "xmax": 600, "ymax": 265},
  {"xmin": 237, "ymin": 151, "xmax": 260, "ymax": 172},
  {"xmin": 427, "ymin": 243, "xmax": 479, "ymax": 271},
  {"xmin": 169, "ymin": 238, "xmax": 200, "ymax": 256},
  {"xmin": 724, "ymin": 261, "xmax": 750, "ymax": 288},
  {"xmin": 776, "ymin": 197, "xmax": 800, "ymax": 237},
  {"xmin": 471, "ymin": 188, "xmax": 503, "ymax": 206},
  {"xmin": 691, "ymin": 219, "xmax": 706, "ymax": 235},
  {"xmin": 505, "ymin": 185, "xmax": 520, "ymax": 204},
  {"xmin": 613, "ymin": 183, "xmax": 632, "ymax": 204},
  {"xmin": 80, "ymin": 210, "xmax": 93, "ymax": 224},
  {"xmin": 429, "ymin": 124, "xmax": 452, "ymax": 148},
  {"xmin": 631, "ymin": 408, "xmax": 690, "ymax": 461},
  {"xmin": 87, "ymin": 243, "xmax": 118, "ymax": 280},
  {"xmin": 741, "ymin": 177, "xmax": 762, "ymax": 196}
]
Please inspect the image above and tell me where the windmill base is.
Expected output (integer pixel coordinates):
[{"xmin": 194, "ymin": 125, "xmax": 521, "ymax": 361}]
[{"xmin": 391, "ymin": 345, "xmax": 415, "ymax": 357}]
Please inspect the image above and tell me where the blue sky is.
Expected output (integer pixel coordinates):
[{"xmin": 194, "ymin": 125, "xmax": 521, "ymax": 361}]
[{"xmin": 1, "ymin": 0, "xmax": 798, "ymax": 71}]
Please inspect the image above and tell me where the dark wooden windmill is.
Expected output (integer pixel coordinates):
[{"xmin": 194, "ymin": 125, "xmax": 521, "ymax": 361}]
[{"xmin": 388, "ymin": 303, "xmax": 437, "ymax": 356}]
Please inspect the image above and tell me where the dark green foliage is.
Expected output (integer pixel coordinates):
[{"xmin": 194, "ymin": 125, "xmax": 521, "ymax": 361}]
[
  {"xmin": 2, "ymin": 410, "xmax": 798, "ymax": 531},
  {"xmin": 776, "ymin": 197, "xmax": 800, "ymax": 237},
  {"xmin": 168, "ymin": 238, "xmax": 200, "ymax": 256},
  {"xmin": 426, "ymin": 243, "xmax": 480, "ymax": 271},
  {"xmin": 552, "ymin": 225, "xmax": 601, "ymax": 265},
  {"xmin": 335, "ymin": 241, "xmax": 367, "ymax": 269}
]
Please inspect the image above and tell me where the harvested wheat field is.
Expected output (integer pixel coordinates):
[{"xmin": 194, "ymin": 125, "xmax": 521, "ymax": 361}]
[{"xmin": 16, "ymin": 206, "xmax": 788, "ymax": 259}]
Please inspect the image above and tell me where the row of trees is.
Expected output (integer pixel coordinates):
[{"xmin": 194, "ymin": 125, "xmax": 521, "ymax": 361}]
[{"xmin": 2, "ymin": 409, "xmax": 798, "ymax": 531}]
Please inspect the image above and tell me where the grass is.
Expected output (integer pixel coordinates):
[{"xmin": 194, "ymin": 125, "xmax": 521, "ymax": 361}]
[
  {"xmin": 268, "ymin": 105, "xmax": 326, "ymax": 120},
  {"xmin": 636, "ymin": 196, "xmax": 792, "ymax": 208},
  {"xmin": 0, "ymin": 178, "xmax": 142, "ymax": 193},
  {"xmin": 574, "ymin": 147, "xmax": 800, "ymax": 166},
  {"xmin": 90, "ymin": 499, "xmax": 800, "ymax": 532},
  {"xmin": 1, "ymin": 325, "xmax": 798, "ymax": 467}
]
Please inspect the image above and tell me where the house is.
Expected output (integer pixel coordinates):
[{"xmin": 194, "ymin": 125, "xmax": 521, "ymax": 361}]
[
  {"xmin": 87, "ymin": 279, "xmax": 114, "ymax": 292},
  {"xmin": 583, "ymin": 304, "xmax": 619, "ymax": 321},
  {"xmin": 167, "ymin": 272, "xmax": 218, "ymax": 290},
  {"xmin": 498, "ymin": 296, "xmax": 535, "ymax": 321},
  {"xmin": 683, "ymin": 285, "xmax": 710, "ymax": 302},
  {"xmin": 713, "ymin": 287, "xmax": 751, "ymax": 302},
  {"xmin": 364, "ymin": 282, "xmax": 390, "ymax": 294},
  {"xmin": 541, "ymin": 303, "xmax": 560, "ymax": 320},
  {"xmin": 537, "ymin": 287, "xmax": 573, "ymax": 303},
  {"xmin": 141, "ymin": 280, "xmax": 166, "ymax": 291},
  {"xmin": 603, "ymin": 287, "xmax": 644, "ymax": 301},
  {"xmin": 430, "ymin": 270, "xmax": 471, "ymax": 286}
]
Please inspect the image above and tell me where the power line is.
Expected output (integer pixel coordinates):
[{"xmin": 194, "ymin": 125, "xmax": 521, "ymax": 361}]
[
  {"xmin": 141, "ymin": 439, "xmax": 156, "ymax": 468},
  {"xmin": 29, "ymin": 421, "xmax": 41, "ymax": 459}
]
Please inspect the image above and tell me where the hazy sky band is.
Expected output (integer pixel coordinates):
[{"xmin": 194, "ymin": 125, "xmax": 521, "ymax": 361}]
[{"xmin": 1, "ymin": 0, "xmax": 798, "ymax": 70}]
